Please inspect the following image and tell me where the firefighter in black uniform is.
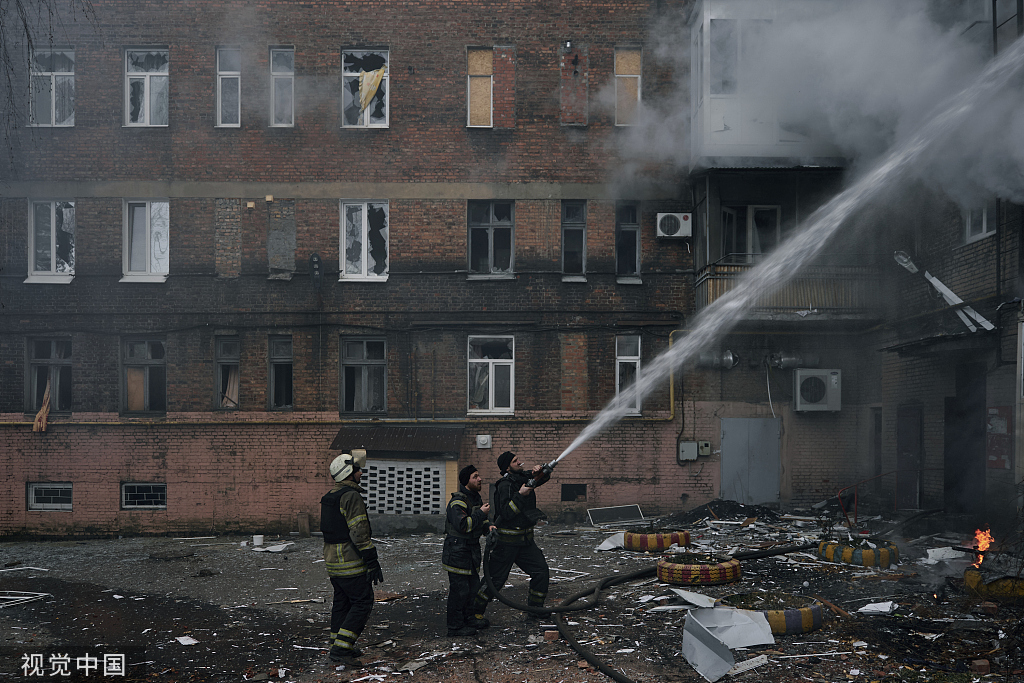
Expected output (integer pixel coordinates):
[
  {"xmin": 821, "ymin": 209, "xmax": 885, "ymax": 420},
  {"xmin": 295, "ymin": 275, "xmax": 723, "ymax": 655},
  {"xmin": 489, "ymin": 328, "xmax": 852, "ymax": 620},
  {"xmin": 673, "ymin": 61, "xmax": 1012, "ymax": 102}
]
[
  {"xmin": 470, "ymin": 451, "xmax": 551, "ymax": 622},
  {"xmin": 442, "ymin": 465, "xmax": 492, "ymax": 636}
]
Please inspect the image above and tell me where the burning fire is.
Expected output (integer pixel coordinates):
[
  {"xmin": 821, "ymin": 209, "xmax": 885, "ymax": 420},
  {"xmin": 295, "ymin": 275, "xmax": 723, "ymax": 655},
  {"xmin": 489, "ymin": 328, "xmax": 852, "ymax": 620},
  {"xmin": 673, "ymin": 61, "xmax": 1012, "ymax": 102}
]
[{"xmin": 972, "ymin": 527, "xmax": 993, "ymax": 567}]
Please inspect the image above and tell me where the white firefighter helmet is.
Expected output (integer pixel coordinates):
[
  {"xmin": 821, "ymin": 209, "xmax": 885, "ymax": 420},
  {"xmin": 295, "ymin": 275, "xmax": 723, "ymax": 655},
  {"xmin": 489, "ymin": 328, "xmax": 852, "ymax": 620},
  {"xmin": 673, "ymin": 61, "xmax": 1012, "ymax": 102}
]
[{"xmin": 329, "ymin": 449, "xmax": 367, "ymax": 482}]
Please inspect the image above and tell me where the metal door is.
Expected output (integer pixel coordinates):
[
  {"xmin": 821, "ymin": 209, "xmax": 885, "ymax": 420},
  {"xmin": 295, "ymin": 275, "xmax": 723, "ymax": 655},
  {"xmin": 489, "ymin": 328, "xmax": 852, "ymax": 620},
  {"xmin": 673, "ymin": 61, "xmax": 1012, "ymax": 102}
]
[{"xmin": 721, "ymin": 418, "xmax": 781, "ymax": 505}]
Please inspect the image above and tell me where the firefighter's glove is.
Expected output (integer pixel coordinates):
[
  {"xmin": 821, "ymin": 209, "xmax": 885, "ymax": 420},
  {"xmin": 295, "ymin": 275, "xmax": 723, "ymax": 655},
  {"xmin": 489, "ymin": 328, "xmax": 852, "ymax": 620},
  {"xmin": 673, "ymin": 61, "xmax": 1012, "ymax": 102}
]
[{"xmin": 360, "ymin": 547, "xmax": 384, "ymax": 585}]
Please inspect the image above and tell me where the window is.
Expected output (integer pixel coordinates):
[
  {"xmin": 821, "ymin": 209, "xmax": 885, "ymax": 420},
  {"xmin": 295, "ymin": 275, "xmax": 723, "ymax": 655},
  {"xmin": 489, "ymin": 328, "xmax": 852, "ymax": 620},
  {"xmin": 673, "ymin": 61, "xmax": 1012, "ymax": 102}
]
[
  {"xmin": 122, "ymin": 483, "xmax": 166, "ymax": 509},
  {"xmin": 30, "ymin": 49, "xmax": 74, "ymax": 126},
  {"xmin": 125, "ymin": 49, "xmax": 168, "ymax": 126},
  {"xmin": 616, "ymin": 335, "xmax": 641, "ymax": 413},
  {"xmin": 341, "ymin": 338, "xmax": 386, "ymax": 413},
  {"xmin": 123, "ymin": 200, "xmax": 169, "ymax": 281},
  {"xmin": 270, "ymin": 47, "xmax": 294, "ymax": 126},
  {"xmin": 468, "ymin": 336, "xmax": 514, "ymax": 413},
  {"xmin": 216, "ymin": 337, "xmax": 240, "ymax": 409},
  {"xmin": 964, "ymin": 203, "xmax": 996, "ymax": 243},
  {"xmin": 709, "ymin": 19, "xmax": 737, "ymax": 95},
  {"xmin": 28, "ymin": 483, "xmax": 72, "ymax": 511},
  {"xmin": 467, "ymin": 48, "xmax": 492, "ymax": 127},
  {"xmin": 615, "ymin": 48, "xmax": 641, "ymax": 125},
  {"xmin": 217, "ymin": 47, "xmax": 241, "ymax": 127},
  {"xmin": 340, "ymin": 201, "xmax": 389, "ymax": 279},
  {"xmin": 269, "ymin": 336, "xmax": 293, "ymax": 409},
  {"xmin": 562, "ymin": 200, "xmax": 586, "ymax": 277},
  {"xmin": 27, "ymin": 200, "xmax": 75, "ymax": 283},
  {"xmin": 722, "ymin": 205, "xmax": 780, "ymax": 263},
  {"xmin": 561, "ymin": 483, "xmax": 587, "ymax": 502},
  {"xmin": 123, "ymin": 339, "xmax": 166, "ymax": 414},
  {"xmin": 615, "ymin": 203, "xmax": 640, "ymax": 278},
  {"xmin": 468, "ymin": 200, "xmax": 513, "ymax": 276},
  {"xmin": 342, "ymin": 50, "xmax": 388, "ymax": 127},
  {"xmin": 28, "ymin": 338, "xmax": 72, "ymax": 413}
]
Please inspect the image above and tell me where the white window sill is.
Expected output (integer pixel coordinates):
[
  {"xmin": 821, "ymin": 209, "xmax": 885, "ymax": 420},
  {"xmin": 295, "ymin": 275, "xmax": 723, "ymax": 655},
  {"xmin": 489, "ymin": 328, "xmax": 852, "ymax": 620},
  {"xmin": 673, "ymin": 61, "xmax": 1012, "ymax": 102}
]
[
  {"xmin": 468, "ymin": 411, "xmax": 514, "ymax": 417},
  {"xmin": 961, "ymin": 231, "xmax": 995, "ymax": 246},
  {"xmin": 341, "ymin": 125, "xmax": 390, "ymax": 130},
  {"xmin": 24, "ymin": 274, "xmax": 74, "ymax": 284},
  {"xmin": 269, "ymin": 124, "xmax": 295, "ymax": 129},
  {"xmin": 27, "ymin": 124, "xmax": 74, "ymax": 129},
  {"xmin": 123, "ymin": 124, "xmax": 169, "ymax": 128},
  {"xmin": 215, "ymin": 124, "xmax": 241, "ymax": 129},
  {"xmin": 467, "ymin": 125, "xmax": 494, "ymax": 129},
  {"xmin": 338, "ymin": 275, "xmax": 390, "ymax": 282},
  {"xmin": 616, "ymin": 276, "xmax": 643, "ymax": 285},
  {"xmin": 120, "ymin": 274, "xmax": 168, "ymax": 283},
  {"xmin": 562, "ymin": 275, "xmax": 587, "ymax": 283},
  {"xmin": 467, "ymin": 274, "xmax": 514, "ymax": 281}
]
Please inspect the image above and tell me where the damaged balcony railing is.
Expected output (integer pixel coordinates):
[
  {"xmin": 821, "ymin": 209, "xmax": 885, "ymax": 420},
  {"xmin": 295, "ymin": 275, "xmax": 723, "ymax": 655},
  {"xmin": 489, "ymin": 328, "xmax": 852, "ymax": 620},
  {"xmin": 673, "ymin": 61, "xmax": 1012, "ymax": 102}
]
[
  {"xmin": 834, "ymin": 468, "xmax": 945, "ymax": 529},
  {"xmin": 695, "ymin": 258, "xmax": 878, "ymax": 316}
]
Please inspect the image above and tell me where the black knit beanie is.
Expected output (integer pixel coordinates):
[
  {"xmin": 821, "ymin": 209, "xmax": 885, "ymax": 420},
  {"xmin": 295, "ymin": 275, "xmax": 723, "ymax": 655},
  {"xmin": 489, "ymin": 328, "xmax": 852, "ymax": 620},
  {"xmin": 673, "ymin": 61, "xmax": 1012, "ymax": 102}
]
[
  {"xmin": 459, "ymin": 464, "xmax": 478, "ymax": 487},
  {"xmin": 497, "ymin": 451, "xmax": 516, "ymax": 474}
]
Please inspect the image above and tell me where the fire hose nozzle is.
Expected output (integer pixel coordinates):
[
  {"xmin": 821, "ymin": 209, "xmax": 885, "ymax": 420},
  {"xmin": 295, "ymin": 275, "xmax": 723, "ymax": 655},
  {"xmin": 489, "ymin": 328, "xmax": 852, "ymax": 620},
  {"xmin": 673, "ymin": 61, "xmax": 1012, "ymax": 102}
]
[{"xmin": 526, "ymin": 461, "xmax": 557, "ymax": 488}]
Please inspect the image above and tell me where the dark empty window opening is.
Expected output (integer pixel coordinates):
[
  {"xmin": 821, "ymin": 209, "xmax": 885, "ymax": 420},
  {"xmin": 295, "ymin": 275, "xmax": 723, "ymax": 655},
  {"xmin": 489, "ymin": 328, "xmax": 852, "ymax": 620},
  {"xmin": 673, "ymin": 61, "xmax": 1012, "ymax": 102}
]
[
  {"xmin": 561, "ymin": 483, "xmax": 587, "ymax": 502},
  {"xmin": 468, "ymin": 200, "xmax": 513, "ymax": 276},
  {"xmin": 270, "ymin": 336, "xmax": 293, "ymax": 409},
  {"xmin": 122, "ymin": 482, "xmax": 166, "ymax": 509}
]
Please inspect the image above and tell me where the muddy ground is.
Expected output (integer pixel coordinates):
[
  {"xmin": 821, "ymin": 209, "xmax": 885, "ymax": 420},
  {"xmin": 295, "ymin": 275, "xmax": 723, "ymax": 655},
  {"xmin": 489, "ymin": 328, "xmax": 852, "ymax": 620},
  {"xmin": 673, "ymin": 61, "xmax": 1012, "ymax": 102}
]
[{"xmin": 1, "ymin": 505, "xmax": 1021, "ymax": 683}]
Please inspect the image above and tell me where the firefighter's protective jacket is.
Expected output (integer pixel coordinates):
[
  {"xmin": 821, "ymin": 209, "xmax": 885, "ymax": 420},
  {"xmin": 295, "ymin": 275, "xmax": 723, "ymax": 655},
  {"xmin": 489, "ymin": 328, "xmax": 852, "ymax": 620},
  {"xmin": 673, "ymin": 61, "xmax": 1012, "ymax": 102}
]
[
  {"xmin": 442, "ymin": 486, "xmax": 491, "ymax": 574},
  {"xmin": 492, "ymin": 470, "xmax": 543, "ymax": 546},
  {"xmin": 321, "ymin": 480, "xmax": 375, "ymax": 577}
]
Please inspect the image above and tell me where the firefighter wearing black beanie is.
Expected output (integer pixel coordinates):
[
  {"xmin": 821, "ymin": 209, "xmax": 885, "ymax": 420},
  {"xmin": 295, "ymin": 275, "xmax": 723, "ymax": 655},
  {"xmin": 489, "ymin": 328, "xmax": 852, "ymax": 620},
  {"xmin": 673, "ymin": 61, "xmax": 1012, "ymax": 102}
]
[{"xmin": 442, "ymin": 464, "xmax": 492, "ymax": 636}]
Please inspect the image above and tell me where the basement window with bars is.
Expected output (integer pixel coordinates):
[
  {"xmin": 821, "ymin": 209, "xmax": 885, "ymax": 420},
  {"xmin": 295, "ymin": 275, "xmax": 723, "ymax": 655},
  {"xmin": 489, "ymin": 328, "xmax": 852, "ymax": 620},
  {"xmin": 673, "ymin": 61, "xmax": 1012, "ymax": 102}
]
[
  {"xmin": 342, "ymin": 49, "xmax": 388, "ymax": 127},
  {"xmin": 122, "ymin": 483, "xmax": 167, "ymax": 509},
  {"xmin": 27, "ymin": 200, "xmax": 75, "ymax": 283},
  {"xmin": 28, "ymin": 482, "xmax": 72, "ymax": 511},
  {"xmin": 30, "ymin": 49, "xmax": 75, "ymax": 126},
  {"xmin": 363, "ymin": 460, "xmax": 444, "ymax": 515},
  {"xmin": 28, "ymin": 338, "xmax": 72, "ymax": 413}
]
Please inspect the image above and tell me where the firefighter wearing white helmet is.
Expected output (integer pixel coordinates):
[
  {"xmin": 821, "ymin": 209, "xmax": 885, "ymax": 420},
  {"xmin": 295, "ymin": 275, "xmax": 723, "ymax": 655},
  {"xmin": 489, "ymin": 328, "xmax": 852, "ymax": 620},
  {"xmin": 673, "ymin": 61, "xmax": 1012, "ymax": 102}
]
[{"xmin": 320, "ymin": 448, "xmax": 382, "ymax": 665}]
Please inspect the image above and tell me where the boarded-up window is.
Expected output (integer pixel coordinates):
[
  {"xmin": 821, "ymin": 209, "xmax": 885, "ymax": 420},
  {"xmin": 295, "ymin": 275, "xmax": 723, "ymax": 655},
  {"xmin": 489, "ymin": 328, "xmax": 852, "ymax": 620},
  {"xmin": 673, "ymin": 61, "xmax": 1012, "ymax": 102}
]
[
  {"xmin": 615, "ymin": 48, "xmax": 641, "ymax": 126},
  {"xmin": 467, "ymin": 48, "xmax": 492, "ymax": 127}
]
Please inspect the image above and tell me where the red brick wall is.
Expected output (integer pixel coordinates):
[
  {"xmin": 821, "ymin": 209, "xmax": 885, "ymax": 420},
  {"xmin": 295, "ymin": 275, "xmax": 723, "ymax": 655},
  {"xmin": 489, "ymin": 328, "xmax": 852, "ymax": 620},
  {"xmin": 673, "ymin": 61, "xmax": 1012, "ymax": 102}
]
[{"xmin": 560, "ymin": 44, "xmax": 588, "ymax": 126}]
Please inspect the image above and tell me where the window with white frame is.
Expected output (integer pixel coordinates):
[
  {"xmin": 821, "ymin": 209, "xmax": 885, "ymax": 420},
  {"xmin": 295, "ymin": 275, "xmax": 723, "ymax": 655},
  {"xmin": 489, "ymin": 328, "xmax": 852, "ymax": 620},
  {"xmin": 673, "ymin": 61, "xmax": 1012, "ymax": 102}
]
[
  {"xmin": 467, "ymin": 48, "xmax": 493, "ymax": 127},
  {"xmin": 964, "ymin": 202, "xmax": 996, "ymax": 243},
  {"xmin": 341, "ymin": 338, "xmax": 386, "ymax": 413},
  {"xmin": 125, "ymin": 49, "xmax": 169, "ymax": 126},
  {"xmin": 30, "ymin": 49, "xmax": 75, "ymax": 126},
  {"xmin": 28, "ymin": 338, "xmax": 72, "ymax": 413},
  {"xmin": 468, "ymin": 336, "xmax": 514, "ymax": 413},
  {"xmin": 615, "ymin": 202, "xmax": 640, "ymax": 278},
  {"xmin": 615, "ymin": 47, "xmax": 641, "ymax": 125},
  {"xmin": 468, "ymin": 200, "xmax": 513, "ymax": 276},
  {"xmin": 342, "ymin": 50, "xmax": 388, "ymax": 127},
  {"xmin": 216, "ymin": 336, "xmax": 240, "ymax": 409},
  {"xmin": 123, "ymin": 200, "xmax": 169, "ymax": 281},
  {"xmin": 721, "ymin": 205, "xmax": 780, "ymax": 264},
  {"xmin": 270, "ymin": 47, "xmax": 294, "ymax": 126},
  {"xmin": 123, "ymin": 339, "xmax": 166, "ymax": 414},
  {"xmin": 122, "ymin": 482, "xmax": 166, "ymax": 509},
  {"xmin": 217, "ymin": 47, "xmax": 241, "ymax": 127},
  {"xmin": 562, "ymin": 200, "xmax": 586, "ymax": 276},
  {"xmin": 269, "ymin": 335, "xmax": 293, "ymax": 409},
  {"xmin": 341, "ymin": 201, "xmax": 389, "ymax": 279},
  {"xmin": 28, "ymin": 483, "xmax": 72, "ymax": 511},
  {"xmin": 616, "ymin": 335, "xmax": 641, "ymax": 413},
  {"xmin": 27, "ymin": 200, "xmax": 75, "ymax": 282}
]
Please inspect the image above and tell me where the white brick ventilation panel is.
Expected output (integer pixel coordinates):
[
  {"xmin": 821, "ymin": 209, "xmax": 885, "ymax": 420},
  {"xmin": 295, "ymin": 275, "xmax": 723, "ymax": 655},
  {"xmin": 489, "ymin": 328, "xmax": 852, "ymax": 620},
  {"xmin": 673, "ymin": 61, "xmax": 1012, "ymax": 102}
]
[{"xmin": 364, "ymin": 460, "xmax": 445, "ymax": 515}]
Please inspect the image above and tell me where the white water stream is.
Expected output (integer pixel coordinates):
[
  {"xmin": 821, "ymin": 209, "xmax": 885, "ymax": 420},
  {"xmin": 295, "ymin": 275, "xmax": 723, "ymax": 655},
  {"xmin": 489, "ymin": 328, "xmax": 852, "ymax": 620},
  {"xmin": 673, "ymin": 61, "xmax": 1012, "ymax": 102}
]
[{"xmin": 554, "ymin": 36, "xmax": 1024, "ymax": 466}]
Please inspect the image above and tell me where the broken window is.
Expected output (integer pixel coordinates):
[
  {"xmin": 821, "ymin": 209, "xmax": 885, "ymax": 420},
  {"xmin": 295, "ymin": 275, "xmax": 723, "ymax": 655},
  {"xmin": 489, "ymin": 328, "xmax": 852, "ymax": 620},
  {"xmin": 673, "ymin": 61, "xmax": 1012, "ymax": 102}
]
[
  {"xmin": 341, "ymin": 338, "xmax": 386, "ymax": 413},
  {"xmin": 123, "ymin": 200, "xmax": 169, "ymax": 280},
  {"xmin": 342, "ymin": 50, "xmax": 388, "ymax": 127},
  {"xmin": 340, "ymin": 201, "xmax": 389, "ymax": 279},
  {"xmin": 616, "ymin": 335, "xmax": 641, "ymax": 413},
  {"xmin": 721, "ymin": 205, "xmax": 780, "ymax": 264},
  {"xmin": 270, "ymin": 47, "xmax": 294, "ymax": 126},
  {"xmin": 467, "ymin": 48, "xmax": 493, "ymax": 127},
  {"xmin": 216, "ymin": 337, "xmax": 240, "ymax": 409},
  {"xmin": 615, "ymin": 202, "xmax": 640, "ymax": 278},
  {"xmin": 121, "ymin": 483, "xmax": 166, "ymax": 509},
  {"xmin": 269, "ymin": 336, "xmax": 293, "ymax": 409},
  {"xmin": 123, "ymin": 339, "xmax": 166, "ymax": 413},
  {"xmin": 614, "ymin": 47, "xmax": 641, "ymax": 126},
  {"xmin": 30, "ymin": 49, "xmax": 74, "ymax": 126},
  {"xmin": 217, "ymin": 47, "xmax": 241, "ymax": 127},
  {"xmin": 964, "ymin": 201, "xmax": 996, "ymax": 243},
  {"xmin": 468, "ymin": 200, "xmax": 513, "ymax": 276},
  {"xmin": 562, "ymin": 200, "xmax": 587, "ymax": 276},
  {"xmin": 125, "ymin": 49, "xmax": 168, "ymax": 126},
  {"xmin": 28, "ymin": 200, "xmax": 75, "ymax": 280},
  {"xmin": 468, "ymin": 336, "xmax": 514, "ymax": 413},
  {"xmin": 28, "ymin": 483, "xmax": 73, "ymax": 511},
  {"xmin": 28, "ymin": 338, "xmax": 72, "ymax": 413},
  {"xmin": 709, "ymin": 19, "xmax": 737, "ymax": 95}
]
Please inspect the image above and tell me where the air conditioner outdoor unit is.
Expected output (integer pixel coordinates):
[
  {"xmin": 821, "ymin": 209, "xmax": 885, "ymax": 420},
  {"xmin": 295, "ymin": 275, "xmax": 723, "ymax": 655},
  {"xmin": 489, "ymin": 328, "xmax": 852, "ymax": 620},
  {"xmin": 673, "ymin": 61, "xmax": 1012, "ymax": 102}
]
[
  {"xmin": 794, "ymin": 368, "xmax": 841, "ymax": 412},
  {"xmin": 656, "ymin": 212, "xmax": 692, "ymax": 238}
]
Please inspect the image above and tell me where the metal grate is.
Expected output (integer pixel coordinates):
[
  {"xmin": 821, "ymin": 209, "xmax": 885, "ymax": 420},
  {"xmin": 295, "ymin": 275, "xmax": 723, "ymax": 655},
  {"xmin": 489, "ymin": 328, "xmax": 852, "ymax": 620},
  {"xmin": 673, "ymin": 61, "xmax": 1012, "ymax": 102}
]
[
  {"xmin": 364, "ymin": 460, "xmax": 445, "ymax": 515},
  {"xmin": 122, "ymin": 482, "xmax": 167, "ymax": 509}
]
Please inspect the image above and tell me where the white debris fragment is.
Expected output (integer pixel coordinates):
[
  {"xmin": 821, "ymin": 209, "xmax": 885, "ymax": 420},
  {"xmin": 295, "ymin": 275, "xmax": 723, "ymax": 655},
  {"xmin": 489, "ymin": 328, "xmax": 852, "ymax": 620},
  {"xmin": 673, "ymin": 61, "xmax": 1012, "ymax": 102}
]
[{"xmin": 175, "ymin": 636, "xmax": 198, "ymax": 645}]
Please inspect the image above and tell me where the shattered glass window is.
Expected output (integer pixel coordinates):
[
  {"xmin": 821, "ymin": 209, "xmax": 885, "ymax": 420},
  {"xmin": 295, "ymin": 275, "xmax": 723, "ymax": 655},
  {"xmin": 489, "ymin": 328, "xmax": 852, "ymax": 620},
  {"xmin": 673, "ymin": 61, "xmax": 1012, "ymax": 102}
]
[
  {"xmin": 562, "ymin": 200, "xmax": 586, "ymax": 275},
  {"xmin": 468, "ymin": 336, "xmax": 514, "ymax": 413},
  {"xmin": 615, "ymin": 203, "xmax": 640, "ymax": 277},
  {"xmin": 341, "ymin": 338, "xmax": 387, "ymax": 413},
  {"xmin": 217, "ymin": 48, "xmax": 241, "ymax": 127},
  {"xmin": 123, "ymin": 339, "xmax": 166, "ymax": 413},
  {"xmin": 29, "ymin": 338, "xmax": 72, "ymax": 412},
  {"xmin": 614, "ymin": 48, "xmax": 641, "ymax": 126},
  {"xmin": 125, "ymin": 201, "xmax": 169, "ymax": 276},
  {"xmin": 342, "ymin": 50, "xmax": 388, "ymax": 127},
  {"xmin": 216, "ymin": 337, "xmax": 240, "ymax": 409},
  {"xmin": 467, "ymin": 201, "xmax": 514, "ymax": 275},
  {"xmin": 616, "ymin": 335, "xmax": 641, "ymax": 412},
  {"xmin": 271, "ymin": 48, "xmax": 294, "ymax": 126},
  {"xmin": 30, "ymin": 50, "xmax": 74, "ymax": 126},
  {"xmin": 710, "ymin": 19, "xmax": 737, "ymax": 95},
  {"xmin": 341, "ymin": 201, "xmax": 389, "ymax": 278},
  {"xmin": 125, "ymin": 50, "xmax": 169, "ymax": 125},
  {"xmin": 30, "ymin": 201, "xmax": 75, "ymax": 276}
]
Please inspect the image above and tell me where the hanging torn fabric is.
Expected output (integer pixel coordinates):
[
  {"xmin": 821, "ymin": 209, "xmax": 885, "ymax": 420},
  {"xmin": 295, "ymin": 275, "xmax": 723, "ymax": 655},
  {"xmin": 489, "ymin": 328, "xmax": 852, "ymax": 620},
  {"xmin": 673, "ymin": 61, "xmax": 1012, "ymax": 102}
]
[
  {"xmin": 33, "ymin": 378, "xmax": 51, "ymax": 432},
  {"xmin": 359, "ymin": 68, "xmax": 386, "ymax": 111}
]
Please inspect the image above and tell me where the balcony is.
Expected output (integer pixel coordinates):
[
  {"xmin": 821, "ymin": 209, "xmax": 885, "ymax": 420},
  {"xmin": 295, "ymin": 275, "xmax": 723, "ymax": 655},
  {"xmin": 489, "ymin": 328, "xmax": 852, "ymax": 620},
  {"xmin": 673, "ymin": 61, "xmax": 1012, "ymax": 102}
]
[{"xmin": 695, "ymin": 258, "xmax": 879, "ymax": 321}]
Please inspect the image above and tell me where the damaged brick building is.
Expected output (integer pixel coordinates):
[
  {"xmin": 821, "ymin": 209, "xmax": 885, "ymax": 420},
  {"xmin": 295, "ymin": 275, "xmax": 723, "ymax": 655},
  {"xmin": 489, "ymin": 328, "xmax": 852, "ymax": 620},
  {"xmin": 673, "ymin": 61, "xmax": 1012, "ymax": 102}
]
[{"xmin": 1, "ymin": 0, "xmax": 1022, "ymax": 537}]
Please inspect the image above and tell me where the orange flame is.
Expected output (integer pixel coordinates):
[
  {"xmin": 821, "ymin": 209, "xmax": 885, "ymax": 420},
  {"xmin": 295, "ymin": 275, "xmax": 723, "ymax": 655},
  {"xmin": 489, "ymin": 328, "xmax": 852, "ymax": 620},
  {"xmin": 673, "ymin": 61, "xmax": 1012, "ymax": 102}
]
[{"xmin": 972, "ymin": 527, "xmax": 993, "ymax": 567}]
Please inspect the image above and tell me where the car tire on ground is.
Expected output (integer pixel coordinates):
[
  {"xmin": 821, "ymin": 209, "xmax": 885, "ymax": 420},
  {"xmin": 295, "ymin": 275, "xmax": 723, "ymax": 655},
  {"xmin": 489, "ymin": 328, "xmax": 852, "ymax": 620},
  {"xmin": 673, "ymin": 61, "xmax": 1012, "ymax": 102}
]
[
  {"xmin": 656, "ymin": 553, "xmax": 741, "ymax": 585},
  {"xmin": 817, "ymin": 539, "xmax": 899, "ymax": 568},
  {"xmin": 623, "ymin": 531, "xmax": 691, "ymax": 552}
]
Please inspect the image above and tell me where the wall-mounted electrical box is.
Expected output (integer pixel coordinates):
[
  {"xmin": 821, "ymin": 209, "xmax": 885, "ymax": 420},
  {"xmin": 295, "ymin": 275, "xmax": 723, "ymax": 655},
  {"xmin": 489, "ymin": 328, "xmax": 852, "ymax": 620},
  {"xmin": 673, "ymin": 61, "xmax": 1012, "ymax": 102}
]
[
  {"xmin": 476, "ymin": 434, "xmax": 492, "ymax": 449},
  {"xmin": 678, "ymin": 441, "xmax": 698, "ymax": 463},
  {"xmin": 698, "ymin": 441, "xmax": 711, "ymax": 456}
]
